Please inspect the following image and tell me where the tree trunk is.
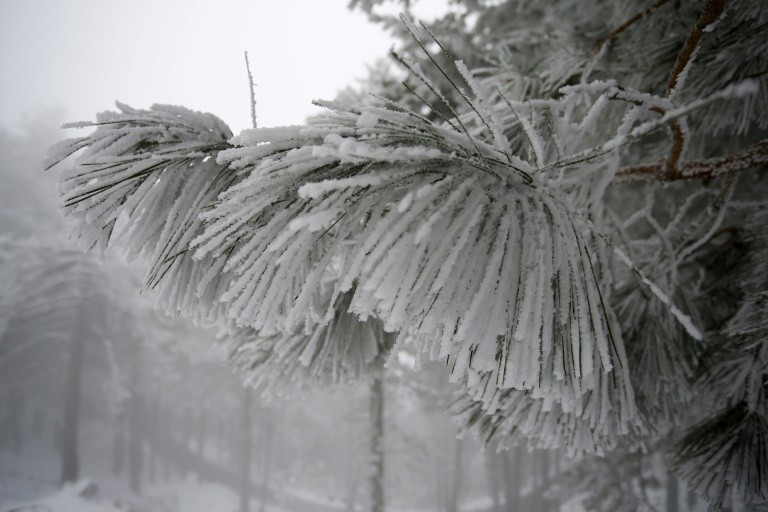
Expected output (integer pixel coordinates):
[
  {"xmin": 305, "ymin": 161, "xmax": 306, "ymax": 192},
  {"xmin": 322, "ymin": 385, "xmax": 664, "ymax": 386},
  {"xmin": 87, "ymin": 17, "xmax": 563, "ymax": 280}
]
[
  {"xmin": 60, "ymin": 306, "xmax": 86, "ymax": 486},
  {"xmin": 128, "ymin": 391, "xmax": 144, "ymax": 493},
  {"xmin": 501, "ymin": 448, "xmax": 521, "ymax": 512},
  {"xmin": 112, "ymin": 411, "xmax": 125, "ymax": 476},
  {"xmin": 8, "ymin": 390, "xmax": 25, "ymax": 453},
  {"xmin": 485, "ymin": 450, "xmax": 501, "ymax": 512},
  {"xmin": 687, "ymin": 487, "xmax": 699, "ymax": 511},
  {"xmin": 345, "ymin": 456, "xmax": 360, "ymax": 512},
  {"xmin": 540, "ymin": 450, "xmax": 552, "ymax": 512},
  {"xmin": 666, "ymin": 469, "xmax": 679, "ymax": 512},
  {"xmin": 447, "ymin": 435, "xmax": 463, "ymax": 512},
  {"xmin": 147, "ymin": 400, "xmax": 157, "ymax": 483},
  {"xmin": 161, "ymin": 408, "xmax": 171, "ymax": 481},
  {"xmin": 31, "ymin": 406, "xmax": 44, "ymax": 440},
  {"xmin": 239, "ymin": 386, "xmax": 252, "ymax": 512},
  {"xmin": 128, "ymin": 345, "xmax": 144, "ymax": 494},
  {"xmin": 434, "ymin": 449, "xmax": 443, "ymax": 511},
  {"xmin": 369, "ymin": 376, "xmax": 385, "ymax": 512},
  {"xmin": 258, "ymin": 410, "xmax": 273, "ymax": 512},
  {"xmin": 216, "ymin": 419, "xmax": 225, "ymax": 466},
  {"xmin": 197, "ymin": 413, "xmax": 207, "ymax": 457}
]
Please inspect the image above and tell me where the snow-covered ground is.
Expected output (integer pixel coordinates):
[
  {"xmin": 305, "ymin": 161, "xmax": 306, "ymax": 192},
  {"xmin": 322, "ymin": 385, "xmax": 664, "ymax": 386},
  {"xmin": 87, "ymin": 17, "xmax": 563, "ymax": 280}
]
[
  {"xmin": 0, "ymin": 421, "xmax": 286, "ymax": 512},
  {"xmin": 0, "ymin": 470, "xmax": 296, "ymax": 512},
  {"xmin": 1, "ymin": 480, "xmax": 126, "ymax": 512}
]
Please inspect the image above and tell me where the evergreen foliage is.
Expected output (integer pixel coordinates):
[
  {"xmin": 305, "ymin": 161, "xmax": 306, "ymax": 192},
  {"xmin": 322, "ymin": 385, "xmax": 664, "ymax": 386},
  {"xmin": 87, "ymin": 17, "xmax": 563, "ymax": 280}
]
[{"xmin": 47, "ymin": 0, "xmax": 768, "ymax": 509}]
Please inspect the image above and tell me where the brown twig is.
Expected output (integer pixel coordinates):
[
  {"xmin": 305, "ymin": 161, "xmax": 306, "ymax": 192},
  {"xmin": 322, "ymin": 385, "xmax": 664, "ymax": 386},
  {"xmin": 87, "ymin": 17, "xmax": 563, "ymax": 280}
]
[
  {"xmin": 594, "ymin": 0, "xmax": 673, "ymax": 54},
  {"xmin": 664, "ymin": 0, "xmax": 727, "ymax": 179},
  {"xmin": 666, "ymin": 0, "xmax": 727, "ymax": 96},
  {"xmin": 617, "ymin": 139, "xmax": 768, "ymax": 181},
  {"xmin": 665, "ymin": 120, "xmax": 689, "ymax": 179}
]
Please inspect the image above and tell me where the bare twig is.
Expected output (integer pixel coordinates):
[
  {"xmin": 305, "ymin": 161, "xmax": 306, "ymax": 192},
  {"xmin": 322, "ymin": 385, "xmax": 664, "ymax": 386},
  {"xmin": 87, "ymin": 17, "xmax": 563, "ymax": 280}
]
[
  {"xmin": 664, "ymin": 0, "xmax": 727, "ymax": 179},
  {"xmin": 617, "ymin": 139, "xmax": 768, "ymax": 181},
  {"xmin": 666, "ymin": 0, "xmax": 727, "ymax": 97},
  {"xmin": 244, "ymin": 51, "xmax": 257, "ymax": 129},
  {"xmin": 664, "ymin": 118, "xmax": 689, "ymax": 179}
]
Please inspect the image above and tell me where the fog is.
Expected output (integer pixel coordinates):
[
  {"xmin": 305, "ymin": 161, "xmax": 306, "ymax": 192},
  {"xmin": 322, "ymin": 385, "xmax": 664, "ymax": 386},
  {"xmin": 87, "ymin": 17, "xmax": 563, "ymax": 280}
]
[
  {"xmin": 0, "ymin": 3, "xmax": 556, "ymax": 511},
  {"xmin": 0, "ymin": 114, "xmax": 558, "ymax": 511},
  {"xmin": 0, "ymin": 0, "xmax": 393, "ymax": 132}
]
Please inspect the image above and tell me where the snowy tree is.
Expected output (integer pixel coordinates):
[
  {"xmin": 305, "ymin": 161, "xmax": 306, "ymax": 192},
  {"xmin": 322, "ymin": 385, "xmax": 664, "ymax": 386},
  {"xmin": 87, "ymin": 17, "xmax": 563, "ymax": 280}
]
[
  {"xmin": 46, "ymin": 0, "xmax": 767, "ymax": 509},
  {"xmin": 0, "ymin": 242, "xmax": 140, "ymax": 485}
]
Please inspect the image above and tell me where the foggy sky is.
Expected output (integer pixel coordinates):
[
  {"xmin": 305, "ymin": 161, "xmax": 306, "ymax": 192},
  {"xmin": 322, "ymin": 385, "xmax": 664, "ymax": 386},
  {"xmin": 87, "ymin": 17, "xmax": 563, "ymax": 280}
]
[{"xmin": 0, "ymin": 0, "xmax": 398, "ymax": 133}]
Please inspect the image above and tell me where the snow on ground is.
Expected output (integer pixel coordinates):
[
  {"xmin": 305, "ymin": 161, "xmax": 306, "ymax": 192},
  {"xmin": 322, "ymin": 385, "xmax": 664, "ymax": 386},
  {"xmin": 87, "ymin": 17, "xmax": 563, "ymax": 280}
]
[
  {"xmin": 0, "ymin": 475, "xmax": 298, "ymax": 512},
  {"xmin": 0, "ymin": 421, "xmax": 292, "ymax": 512},
  {"xmin": 1, "ymin": 480, "xmax": 125, "ymax": 512},
  {"xmin": 0, "ymin": 443, "xmax": 59, "ymax": 507},
  {"xmin": 142, "ymin": 476, "xmax": 240, "ymax": 512}
]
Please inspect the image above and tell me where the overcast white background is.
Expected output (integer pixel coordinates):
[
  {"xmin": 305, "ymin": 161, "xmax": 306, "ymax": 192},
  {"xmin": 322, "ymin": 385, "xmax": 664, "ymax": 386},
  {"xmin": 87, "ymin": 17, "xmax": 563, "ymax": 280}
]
[{"xmin": 0, "ymin": 0, "xmax": 430, "ymax": 133}]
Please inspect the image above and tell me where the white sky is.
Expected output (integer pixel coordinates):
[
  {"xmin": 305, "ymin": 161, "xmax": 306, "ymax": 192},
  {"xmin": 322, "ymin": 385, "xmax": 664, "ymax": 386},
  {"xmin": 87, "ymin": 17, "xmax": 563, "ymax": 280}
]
[{"xmin": 0, "ymin": 0, "xmax": 449, "ymax": 134}]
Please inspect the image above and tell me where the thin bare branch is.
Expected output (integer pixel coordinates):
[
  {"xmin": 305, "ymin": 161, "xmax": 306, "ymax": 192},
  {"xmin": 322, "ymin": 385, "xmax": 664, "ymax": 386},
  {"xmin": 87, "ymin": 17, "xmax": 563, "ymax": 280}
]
[
  {"xmin": 244, "ymin": 51, "xmax": 257, "ymax": 129},
  {"xmin": 617, "ymin": 139, "xmax": 768, "ymax": 181},
  {"xmin": 666, "ymin": 0, "xmax": 727, "ymax": 97},
  {"xmin": 664, "ymin": 0, "xmax": 727, "ymax": 178}
]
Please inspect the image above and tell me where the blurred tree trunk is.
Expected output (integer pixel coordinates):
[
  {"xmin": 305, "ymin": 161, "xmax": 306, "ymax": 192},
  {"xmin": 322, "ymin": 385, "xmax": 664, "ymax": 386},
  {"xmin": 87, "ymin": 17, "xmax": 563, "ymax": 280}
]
[
  {"xmin": 239, "ymin": 386, "xmax": 252, "ymax": 512},
  {"xmin": 666, "ymin": 469, "xmax": 679, "ymax": 512},
  {"xmin": 258, "ymin": 409, "xmax": 273, "ymax": 512},
  {"xmin": 180, "ymin": 411, "xmax": 190, "ymax": 451},
  {"xmin": 128, "ymin": 395, "xmax": 144, "ymax": 493},
  {"xmin": 485, "ymin": 450, "xmax": 501, "ymax": 512},
  {"xmin": 178, "ymin": 411, "xmax": 190, "ymax": 477},
  {"xmin": 344, "ymin": 456, "xmax": 360, "ymax": 512},
  {"xmin": 540, "ymin": 450, "xmax": 552, "ymax": 512},
  {"xmin": 60, "ymin": 305, "xmax": 86, "ymax": 486},
  {"xmin": 7, "ymin": 389, "xmax": 25, "ymax": 453},
  {"xmin": 529, "ymin": 451, "xmax": 540, "ymax": 511},
  {"xmin": 147, "ymin": 400, "xmax": 158, "ymax": 483},
  {"xmin": 112, "ymin": 411, "xmax": 125, "ymax": 476},
  {"xmin": 687, "ymin": 487, "xmax": 698, "ymax": 511},
  {"xmin": 128, "ymin": 345, "xmax": 144, "ymax": 494},
  {"xmin": 217, "ymin": 418, "xmax": 226, "ymax": 466},
  {"xmin": 228, "ymin": 420, "xmax": 237, "ymax": 474},
  {"xmin": 369, "ymin": 376, "xmax": 385, "ymax": 512},
  {"xmin": 447, "ymin": 435, "xmax": 463, "ymax": 512},
  {"xmin": 161, "ymin": 408, "xmax": 172, "ymax": 481},
  {"xmin": 501, "ymin": 448, "xmax": 521, "ymax": 511},
  {"xmin": 197, "ymin": 413, "xmax": 207, "ymax": 457},
  {"xmin": 31, "ymin": 406, "xmax": 44, "ymax": 439},
  {"xmin": 434, "ymin": 450, "xmax": 443, "ymax": 511}
]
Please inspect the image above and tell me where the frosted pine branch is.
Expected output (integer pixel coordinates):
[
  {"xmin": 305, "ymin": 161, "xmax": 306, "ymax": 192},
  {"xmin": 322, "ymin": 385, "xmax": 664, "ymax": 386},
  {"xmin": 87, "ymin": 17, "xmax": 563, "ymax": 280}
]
[{"xmin": 50, "ymin": 103, "xmax": 237, "ymax": 322}]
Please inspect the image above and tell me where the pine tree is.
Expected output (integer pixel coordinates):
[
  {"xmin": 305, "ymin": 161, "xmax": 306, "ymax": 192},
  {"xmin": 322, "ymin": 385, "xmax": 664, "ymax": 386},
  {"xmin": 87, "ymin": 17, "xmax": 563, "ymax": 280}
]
[
  {"xmin": 0, "ymin": 243, "xmax": 143, "ymax": 486},
  {"xmin": 47, "ymin": 0, "xmax": 767, "ymax": 509}
]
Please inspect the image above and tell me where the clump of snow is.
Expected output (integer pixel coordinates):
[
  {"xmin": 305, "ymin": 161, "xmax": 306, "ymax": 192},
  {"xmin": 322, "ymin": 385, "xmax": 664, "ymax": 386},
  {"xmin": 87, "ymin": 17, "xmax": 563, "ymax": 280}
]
[
  {"xmin": 731, "ymin": 78, "xmax": 759, "ymax": 98},
  {"xmin": 356, "ymin": 110, "xmax": 379, "ymax": 128},
  {"xmin": 230, "ymin": 125, "xmax": 303, "ymax": 146},
  {"xmin": 288, "ymin": 208, "xmax": 340, "ymax": 232}
]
